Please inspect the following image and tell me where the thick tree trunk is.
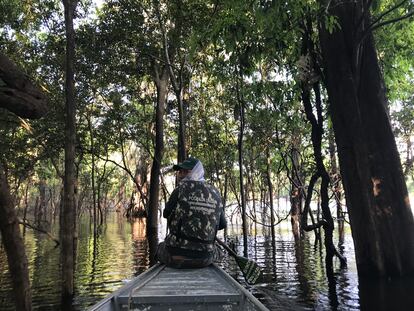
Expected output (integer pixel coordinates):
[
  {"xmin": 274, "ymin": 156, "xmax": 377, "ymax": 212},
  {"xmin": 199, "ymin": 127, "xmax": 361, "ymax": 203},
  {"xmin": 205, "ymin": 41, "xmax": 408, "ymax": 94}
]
[
  {"xmin": 319, "ymin": 0, "xmax": 414, "ymax": 277},
  {"xmin": 61, "ymin": 0, "xmax": 77, "ymax": 298},
  {"xmin": 147, "ymin": 65, "xmax": 168, "ymax": 234},
  {"xmin": 0, "ymin": 53, "xmax": 47, "ymax": 119},
  {"xmin": 0, "ymin": 165, "xmax": 32, "ymax": 311},
  {"xmin": 0, "ymin": 47, "xmax": 47, "ymax": 311}
]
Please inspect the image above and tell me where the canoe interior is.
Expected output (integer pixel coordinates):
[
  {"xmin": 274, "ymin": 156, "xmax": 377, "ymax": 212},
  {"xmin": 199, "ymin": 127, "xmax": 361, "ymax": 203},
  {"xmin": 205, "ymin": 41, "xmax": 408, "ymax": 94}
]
[{"xmin": 88, "ymin": 263, "xmax": 269, "ymax": 311}]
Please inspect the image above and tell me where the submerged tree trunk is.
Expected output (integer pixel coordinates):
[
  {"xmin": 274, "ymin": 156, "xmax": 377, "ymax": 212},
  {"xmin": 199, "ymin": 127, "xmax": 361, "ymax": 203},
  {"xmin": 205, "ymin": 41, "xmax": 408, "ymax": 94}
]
[
  {"xmin": 266, "ymin": 149, "xmax": 276, "ymax": 250},
  {"xmin": 61, "ymin": 0, "xmax": 78, "ymax": 298},
  {"xmin": 319, "ymin": 0, "xmax": 414, "ymax": 277},
  {"xmin": 328, "ymin": 125, "xmax": 343, "ymax": 219},
  {"xmin": 236, "ymin": 75, "xmax": 248, "ymax": 258},
  {"xmin": 87, "ymin": 111, "xmax": 97, "ymax": 233},
  {"xmin": 0, "ymin": 165, "xmax": 32, "ymax": 311},
  {"xmin": 147, "ymin": 65, "xmax": 169, "ymax": 234},
  {"xmin": 37, "ymin": 179, "xmax": 46, "ymax": 227},
  {"xmin": 289, "ymin": 139, "xmax": 303, "ymax": 240},
  {"xmin": 299, "ymin": 15, "xmax": 346, "ymax": 269},
  {"xmin": 0, "ymin": 52, "xmax": 47, "ymax": 311}
]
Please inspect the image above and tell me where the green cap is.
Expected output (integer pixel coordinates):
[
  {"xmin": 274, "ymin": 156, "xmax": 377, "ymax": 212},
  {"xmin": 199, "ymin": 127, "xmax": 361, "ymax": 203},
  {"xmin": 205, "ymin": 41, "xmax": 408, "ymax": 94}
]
[{"xmin": 173, "ymin": 157, "xmax": 199, "ymax": 171}]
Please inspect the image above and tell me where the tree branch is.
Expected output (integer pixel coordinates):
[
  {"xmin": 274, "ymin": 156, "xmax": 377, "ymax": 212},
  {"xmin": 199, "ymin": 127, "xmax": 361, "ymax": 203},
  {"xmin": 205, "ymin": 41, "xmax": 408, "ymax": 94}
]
[
  {"xmin": 18, "ymin": 218, "xmax": 60, "ymax": 247},
  {"xmin": 369, "ymin": 0, "xmax": 408, "ymax": 29},
  {"xmin": 0, "ymin": 53, "xmax": 48, "ymax": 119}
]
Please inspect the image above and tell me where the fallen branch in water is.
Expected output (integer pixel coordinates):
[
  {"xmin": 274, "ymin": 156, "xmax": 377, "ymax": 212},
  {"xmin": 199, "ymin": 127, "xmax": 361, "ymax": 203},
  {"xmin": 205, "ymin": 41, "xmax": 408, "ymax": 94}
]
[{"xmin": 18, "ymin": 218, "xmax": 60, "ymax": 247}]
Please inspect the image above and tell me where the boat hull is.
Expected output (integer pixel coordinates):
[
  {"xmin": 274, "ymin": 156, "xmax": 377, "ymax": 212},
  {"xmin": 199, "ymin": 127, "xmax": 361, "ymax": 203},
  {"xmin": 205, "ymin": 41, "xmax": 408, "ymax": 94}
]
[{"xmin": 88, "ymin": 263, "xmax": 269, "ymax": 311}]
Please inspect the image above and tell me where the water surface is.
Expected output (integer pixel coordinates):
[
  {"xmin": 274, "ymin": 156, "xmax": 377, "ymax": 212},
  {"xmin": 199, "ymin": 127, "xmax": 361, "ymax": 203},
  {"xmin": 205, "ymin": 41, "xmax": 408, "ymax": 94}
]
[{"xmin": 1, "ymin": 213, "xmax": 414, "ymax": 310}]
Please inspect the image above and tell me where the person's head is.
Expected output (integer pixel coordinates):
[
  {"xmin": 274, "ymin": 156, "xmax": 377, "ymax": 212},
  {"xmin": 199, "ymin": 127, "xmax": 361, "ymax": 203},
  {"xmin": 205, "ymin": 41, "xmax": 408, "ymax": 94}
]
[{"xmin": 173, "ymin": 157, "xmax": 202, "ymax": 182}]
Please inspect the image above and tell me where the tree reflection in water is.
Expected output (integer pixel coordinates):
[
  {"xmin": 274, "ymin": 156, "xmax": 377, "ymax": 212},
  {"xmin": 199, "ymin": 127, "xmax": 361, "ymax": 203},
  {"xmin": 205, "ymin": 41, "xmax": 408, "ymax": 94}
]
[{"xmin": 0, "ymin": 213, "xmax": 414, "ymax": 310}]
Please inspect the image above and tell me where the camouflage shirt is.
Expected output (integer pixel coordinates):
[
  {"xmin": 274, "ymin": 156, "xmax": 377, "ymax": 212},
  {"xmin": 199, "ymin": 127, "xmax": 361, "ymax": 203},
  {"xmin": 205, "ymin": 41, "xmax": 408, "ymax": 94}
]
[{"xmin": 164, "ymin": 180, "xmax": 226, "ymax": 253}]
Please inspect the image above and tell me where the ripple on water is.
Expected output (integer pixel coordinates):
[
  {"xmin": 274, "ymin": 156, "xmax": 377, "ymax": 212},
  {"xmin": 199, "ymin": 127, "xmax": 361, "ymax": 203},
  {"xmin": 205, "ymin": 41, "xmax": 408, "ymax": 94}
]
[{"xmin": 3, "ymin": 216, "xmax": 414, "ymax": 310}]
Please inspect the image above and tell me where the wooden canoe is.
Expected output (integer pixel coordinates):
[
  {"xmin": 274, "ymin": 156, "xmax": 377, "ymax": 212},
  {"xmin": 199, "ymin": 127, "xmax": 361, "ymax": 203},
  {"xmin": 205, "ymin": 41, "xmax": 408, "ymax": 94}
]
[{"xmin": 88, "ymin": 263, "xmax": 269, "ymax": 311}]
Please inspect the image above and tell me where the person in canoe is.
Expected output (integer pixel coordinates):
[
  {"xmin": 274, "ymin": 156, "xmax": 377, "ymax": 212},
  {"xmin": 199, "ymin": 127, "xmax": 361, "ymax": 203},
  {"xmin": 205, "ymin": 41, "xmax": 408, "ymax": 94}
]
[{"xmin": 156, "ymin": 157, "xmax": 227, "ymax": 268}]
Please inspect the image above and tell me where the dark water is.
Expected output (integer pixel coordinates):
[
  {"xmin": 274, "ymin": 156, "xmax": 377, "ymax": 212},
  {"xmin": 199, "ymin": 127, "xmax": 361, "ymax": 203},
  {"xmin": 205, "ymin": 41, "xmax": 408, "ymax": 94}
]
[{"xmin": 1, "ymin": 213, "xmax": 414, "ymax": 310}]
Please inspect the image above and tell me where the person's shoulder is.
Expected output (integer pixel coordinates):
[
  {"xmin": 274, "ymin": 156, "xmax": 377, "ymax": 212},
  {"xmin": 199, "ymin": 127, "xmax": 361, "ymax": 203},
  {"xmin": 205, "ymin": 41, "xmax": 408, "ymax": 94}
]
[
  {"xmin": 205, "ymin": 183, "xmax": 220, "ymax": 195},
  {"xmin": 179, "ymin": 180, "xmax": 199, "ymax": 189}
]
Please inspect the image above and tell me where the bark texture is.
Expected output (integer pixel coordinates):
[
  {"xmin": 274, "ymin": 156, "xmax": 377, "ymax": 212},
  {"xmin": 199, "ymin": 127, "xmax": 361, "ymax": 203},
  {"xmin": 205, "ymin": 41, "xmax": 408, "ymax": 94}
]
[
  {"xmin": 147, "ymin": 65, "xmax": 169, "ymax": 233},
  {"xmin": 319, "ymin": 0, "xmax": 414, "ymax": 277},
  {"xmin": 61, "ymin": 0, "xmax": 77, "ymax": 298},
  {"xmin": 0, "ymin": 165, "xmax": 32, "ymax": 311},
  {"xmin": 0, "ymin": 51, "xmax": 47, "ymax": 311},
  {"xmin": 0, "ymin": 52, "xmax": 47, "ymax": 118}
]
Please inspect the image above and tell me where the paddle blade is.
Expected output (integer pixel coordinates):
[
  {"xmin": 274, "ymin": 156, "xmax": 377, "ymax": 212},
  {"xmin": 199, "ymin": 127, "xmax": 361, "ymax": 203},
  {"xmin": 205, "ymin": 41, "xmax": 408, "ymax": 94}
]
[{"xmin": 235, "ymin": 256, "xmax": 262, "ymax": 285}]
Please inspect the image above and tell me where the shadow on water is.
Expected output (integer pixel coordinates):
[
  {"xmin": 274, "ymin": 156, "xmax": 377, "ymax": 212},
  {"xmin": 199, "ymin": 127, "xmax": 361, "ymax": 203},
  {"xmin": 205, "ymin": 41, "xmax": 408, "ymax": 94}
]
[
  {"xmin": 359, "ymin": 277, "xmax": 414, "ymax": 311},
  {"xmin": 1, "ymin": 213, "xmax": 414, "ymax": 310}
]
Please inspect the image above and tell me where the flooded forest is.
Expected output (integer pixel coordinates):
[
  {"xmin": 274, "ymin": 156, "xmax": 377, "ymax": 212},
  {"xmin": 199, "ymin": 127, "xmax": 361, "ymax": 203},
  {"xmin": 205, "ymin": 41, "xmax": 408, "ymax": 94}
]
[{"xmin": 1, "ymin": 0, "xmax": 414, "ymax": 310}]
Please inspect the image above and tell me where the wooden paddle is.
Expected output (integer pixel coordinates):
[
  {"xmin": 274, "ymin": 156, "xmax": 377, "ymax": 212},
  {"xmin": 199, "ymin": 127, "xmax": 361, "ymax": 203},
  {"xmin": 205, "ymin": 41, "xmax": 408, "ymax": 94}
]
[{"xmin": 215, "ymin": 237, "xmax": 262, "ymax": 285}]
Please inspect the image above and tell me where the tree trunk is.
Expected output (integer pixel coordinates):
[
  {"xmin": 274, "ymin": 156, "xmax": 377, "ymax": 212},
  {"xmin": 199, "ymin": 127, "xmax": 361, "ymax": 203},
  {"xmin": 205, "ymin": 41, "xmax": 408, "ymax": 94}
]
[
  {"xmin": 154, "ymin": 0, "xmax": 187, "ymax": 163},
  {"xmin": 176, "ymin": 89, "xmax": 187, "ymax": 163},
  {"xmin": 23, "ymin": 180, "xmax": 30, "ymax": 232},
  {"xmin": 61, "ymin": 0, "xmax": 78, "ymax": 298},
  {"xmin": 319, "ymin": 0, "xmax": 414, "ymax": 277},
  {"xmin": 237, "ymin": 82, "xmax": 248, "ymax": 258},
  {"xmin": 0, "ymin": 45, "xmax": 47, "ymax": 311},
  {"xmin": 300, "ymin": 15, "xmax": 346, "ymax": 269},
  {"xmin": 87, "ymin": 111, "xmax": 97, "ymax": 233},
  {"xmin": 37, "ymin": 179, "xmax": 46, "ymax": 227},
  {"xmin": 328, "ymin": 125, "xmax": 343, "ymax": 219},
  {"xmin": 0, "ymin": 165, "xmax": 32, "ymax": 311},
  {"xmin": 147, "ymin": 65, "xmax": 169, "ymax": 234},
  {"xmin": 289, "ymin": 140, "xmax": 303, "ymax": 240},
  {"xmin": 266, "ymin": 149, "xmax": 276, "ymax": 250},
  {"xmin": 0, "ymin": 53, "xmax": 47, "ymax": 118}
]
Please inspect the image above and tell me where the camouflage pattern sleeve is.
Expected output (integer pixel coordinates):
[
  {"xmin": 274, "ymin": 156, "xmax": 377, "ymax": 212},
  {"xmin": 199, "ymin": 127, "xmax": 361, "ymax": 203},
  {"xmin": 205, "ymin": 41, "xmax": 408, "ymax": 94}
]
[{"xmin": 163, "ymin": 187, "xmax": 179, "ymax": 218}]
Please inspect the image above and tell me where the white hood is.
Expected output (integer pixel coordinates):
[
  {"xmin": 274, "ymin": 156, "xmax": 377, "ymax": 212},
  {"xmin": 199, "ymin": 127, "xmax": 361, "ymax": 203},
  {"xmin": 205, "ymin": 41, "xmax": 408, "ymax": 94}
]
[{"xmin": 182, "ymin": 160, "xmax": 205, "ymax": 182}]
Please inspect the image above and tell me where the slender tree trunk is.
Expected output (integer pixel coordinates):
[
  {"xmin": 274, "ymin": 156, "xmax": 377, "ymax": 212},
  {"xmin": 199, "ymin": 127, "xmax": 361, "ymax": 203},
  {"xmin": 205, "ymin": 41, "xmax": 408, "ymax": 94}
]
[
  {"xmin": 298, "ymin": 13, "xmax": 346, "ymax": 269},
  {"xmin": 176, "ymin": 89, "xmax": 186, "ymax": 163},
  {"xmin": 87, "ymin": 112, "xmax": 97, "ymax": 233},
  {"xmin": 248, "ymin": 158, "xmax": 258, "ymax": 236},
  {"xmin": 223, "ymin": 172, "xmax": 228, "ymax": 238},
  {"xmin": 328, "ymin": 125, "xmax": 343, "ymax": 219},
  {"xmin": 319, "ymin": 0, "xmax": 414, "ymax": 277},
  {"xmin": 237, "ymin": 85, "xmax": 248, "ymax": 257},
  {"xmin": 147, "ymin": 65, "xmax": 169, "ymax": 234},
  {"xmin": 23, "ymin": 180, "xmax": 30, "ymax": 227},
  {"xmin": 0, "ymin": 165, "xmax": 32, "ymax": 311},
  {"xmin": 155, "ymin": 0, "xmax": 187, "ymax": 163},
  {"xmin": 266, "ymin": 149, "xmax": 276, "ymax": 250},
  {"xmin": 61, "ymin": 0, "xmax": 77, "ymax": 298},
  {"xmin": 289, "ymin": 141, "xmax": 302, "ymax": 240},
  {"xmin": 38, "ymin": 179, "xmax": 46, "ymax": 227}
]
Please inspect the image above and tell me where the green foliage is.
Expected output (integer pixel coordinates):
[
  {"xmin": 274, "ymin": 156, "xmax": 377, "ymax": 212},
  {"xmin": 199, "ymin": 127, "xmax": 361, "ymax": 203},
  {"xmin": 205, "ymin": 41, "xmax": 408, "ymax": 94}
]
[
  {"xmin": 1, "ymin": 0, "xmax": 413, "ymax": 218},
  {"xmin": 323, "ymin": 14, "xmax": 340, "ymax": 34}
]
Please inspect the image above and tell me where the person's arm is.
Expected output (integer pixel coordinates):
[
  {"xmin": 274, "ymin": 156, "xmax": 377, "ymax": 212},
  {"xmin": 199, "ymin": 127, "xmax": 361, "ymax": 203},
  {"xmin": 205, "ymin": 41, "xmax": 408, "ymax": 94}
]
[
  {"xmin": 163, "ymin": 187, "xmax": 179, "ymax": 218},
  {"xmin": 218, "ymin": 207, "xmax": 227, "ymax": 230}
]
